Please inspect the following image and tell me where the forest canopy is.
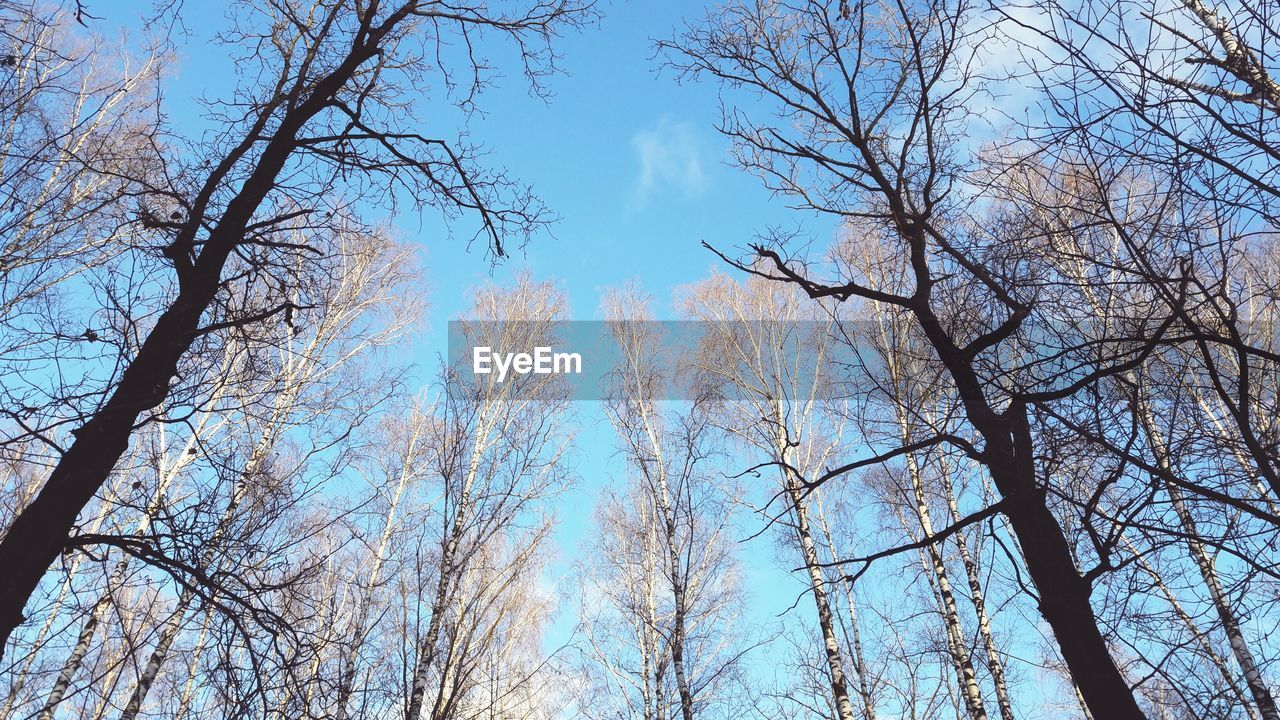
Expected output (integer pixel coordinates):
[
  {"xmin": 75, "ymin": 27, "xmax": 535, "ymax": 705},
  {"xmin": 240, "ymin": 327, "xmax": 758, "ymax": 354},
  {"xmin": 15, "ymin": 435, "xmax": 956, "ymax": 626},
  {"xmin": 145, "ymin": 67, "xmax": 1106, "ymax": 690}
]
[{"xmin": 1, "ymin": 1, "xmax": 1279, "ymax": 720}]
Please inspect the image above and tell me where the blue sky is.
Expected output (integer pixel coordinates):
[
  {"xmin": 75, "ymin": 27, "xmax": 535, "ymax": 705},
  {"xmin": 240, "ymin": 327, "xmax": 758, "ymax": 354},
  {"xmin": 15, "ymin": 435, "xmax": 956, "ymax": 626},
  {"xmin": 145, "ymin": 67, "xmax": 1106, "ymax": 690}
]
[
  {"xmin": 406, "ymin": 0, "xmax": 834, "ymax": 321},
  {"xmin": 408, "ymin": 0, "xmax": 846, "ymax": 658}
]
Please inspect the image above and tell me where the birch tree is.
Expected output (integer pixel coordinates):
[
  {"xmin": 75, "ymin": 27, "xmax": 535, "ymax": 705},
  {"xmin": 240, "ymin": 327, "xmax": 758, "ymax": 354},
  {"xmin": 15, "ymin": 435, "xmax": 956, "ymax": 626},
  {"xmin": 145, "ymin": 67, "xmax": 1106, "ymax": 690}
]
[
  {"xmin": 573, "ymin": 288, "xmax": 749, "ymax": 720},
  {"xmin": 403, "ymin": 276, "xmax": 574, "ymax": 720},
  {"xmin": 680, "ymin": 273, "xmax": 870, "ymax": 720}
]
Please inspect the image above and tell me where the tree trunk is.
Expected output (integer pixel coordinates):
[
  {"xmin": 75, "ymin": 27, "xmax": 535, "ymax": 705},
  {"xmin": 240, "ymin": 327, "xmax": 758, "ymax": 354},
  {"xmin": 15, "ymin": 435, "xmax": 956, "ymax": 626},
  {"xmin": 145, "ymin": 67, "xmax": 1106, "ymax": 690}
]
[
  {"xmin": 0, "ymin": 493, "xmax": 117, "ymax": 719},
  {"xmin": 1135, "ymin": 394, "xmax": 1280, "ymax": 720},
  {"xmin": 903, "ymin": 450, "xmax": 988, "ymax": 720},
  {"xmin": 654, "ymin": 477, "xmax": 695, "ymax": 720},
  {"xmin": 37, "ymin": 592, "xmax": 109, "ymax": 720},
  {"xmin": 814, "ymin": 498, "xmax": 878, "ymax": 720},
  {"xmin": 405, "ymin": 534, "xmax": 459, "ymax": 720},
  {"xmin": 937, "ymin": 457, "xmax": 1016, "ymax": 720},
  {"xmin": 41, "ymin": 423, "xmax": 209, "ymax": 719},
  {"xmin": 406, "ymin": 473, "xmax": 476, "ymax": 720},
  {"xmin": 172, "ymin": 607, "xmax": 213, "ymax": 720},
  {"xmin": 910, "ymin": 301, "xmax": 1145, "ymax": 719},
  {"xmin": 985, "ymin": 404, "xmax": 1144, "ymax": 720},
  {"xmin": 119, "ymin": 590, "xmax": 192, "ymax": 720},
  {"xmin": 784, "ymin": 477, "xmax": 858, "ymax": 720},
  {"xmin": 1123, "ymin": 538, "xmax": 1258, "ymax": 719},
  {"xmin": 879, "ymin": 334, "xmax": 988, "ymax": 720},
  {"xmin": 119, "ymin": 422, "xmax": 279, "ymax": 719},
  {"xmin": 633, "ymin": 393, "xmax": 696, "ymax": 720},
  {"xmin": 336, "ymin": 433, "xmax": 415, "ymax": 720}
]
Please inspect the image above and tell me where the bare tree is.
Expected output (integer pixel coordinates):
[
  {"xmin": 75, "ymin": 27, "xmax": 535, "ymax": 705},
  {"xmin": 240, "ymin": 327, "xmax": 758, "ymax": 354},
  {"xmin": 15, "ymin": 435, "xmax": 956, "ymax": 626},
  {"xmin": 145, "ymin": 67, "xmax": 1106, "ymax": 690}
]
[
  {"xmin": 661, "ymin": 2, "xmax": 1169, "ymax": 716},
  {"xmin": 403, "ymin": 275, "xmax": 574, "ymax": 720},
  {"xmin": 839, "ymin": 232, "xmax": 1017, "ymax": 720},
  {"xmin": 0, "ymin": 0, "xmax": 593, "ymax": 655},
  {"xmin": 573, "ymin": 288, "xmax": 750, "ymax": 720},
  {"xmin": 0, "ymin": 223, "xmax": 420, "ymax": 718},
  {"xmin": 680, "ymin": 272, "xmax": 869, "ymax": 720}
]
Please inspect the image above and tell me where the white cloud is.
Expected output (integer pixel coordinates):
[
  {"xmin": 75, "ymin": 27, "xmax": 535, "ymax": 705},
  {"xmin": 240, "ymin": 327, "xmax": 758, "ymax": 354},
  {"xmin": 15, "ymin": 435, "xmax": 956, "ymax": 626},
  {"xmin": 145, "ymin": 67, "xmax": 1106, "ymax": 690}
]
[{"xmin": 629, "ymin": 116, "xmax": 707, "ymax": 208}]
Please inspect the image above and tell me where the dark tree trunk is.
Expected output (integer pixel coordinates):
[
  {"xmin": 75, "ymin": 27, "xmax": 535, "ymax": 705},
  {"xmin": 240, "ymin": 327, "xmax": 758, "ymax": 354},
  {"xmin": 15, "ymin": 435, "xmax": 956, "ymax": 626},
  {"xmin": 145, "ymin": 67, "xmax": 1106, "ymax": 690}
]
[
  {"xmin": 912, "ymin": 305, "xmax": 1146, "ymax": 720},
  {"xmin": 0, "ymin": 291, "xmax": 215, "ymax": 655},
  {"xmin": 983, "ymin": 405, "xmax": 1145, "ymax": 720},
  {"xmin": 0, "ymin": 25, "xmax": 389, "ymax": 656}
]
